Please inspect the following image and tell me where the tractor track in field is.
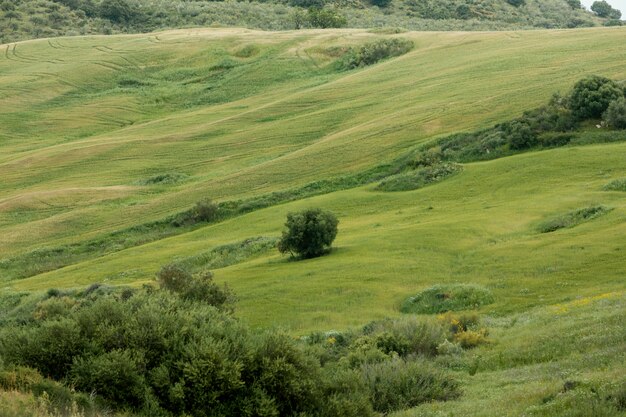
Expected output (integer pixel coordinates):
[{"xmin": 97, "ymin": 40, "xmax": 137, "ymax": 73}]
[{"xmin": 31, "ymin": 72, "xmax": 79, "ymax": 88}]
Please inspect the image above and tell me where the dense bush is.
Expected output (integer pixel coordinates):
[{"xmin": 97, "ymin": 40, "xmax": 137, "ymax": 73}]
[
  {"xmin": 361, "ymin": 359, "xmax": 460, "ymax": 413},
  {"xmin": 566, "ymin": 0, "xmax": 582, "ymax": 9},
  {"xmin": 603, "ymin": 97, "xmax": 626, "ymax": 129},
  {"xmin": 537, "ymin": 205, "xmax": 611, "ymax": 233},
  {"xmin": 99, "ymin": 0, "xmax": 135, "ymax": 23},
  {"xmin": 400, "ymin": 284, "xmax": 495, "ymax": 314},
  {"xmin": 603, "ymin": 178, "xmax": 626, "ymax": 192},
  {"xmin": 307, "ymin": 7, "xmax": 347, "ymax": 28},
  {"xmin": 370, "ymin": 0, "xmax": 393, "ymax": 8},
  {"xmin": 406, "ymin": 76, "xmax": 623, "ymax": 166},
  {"xmin": 569, "ymin": 75, "xmax": 623, "ymax": 120},
  {"xmin": 0, "ymin": 286, "xmax": 467, "ymax": 416},
  {"xmin": 502, "ymin": 120, "xmax": 537, "ymax": 150},
  {"xmin": 172, "ymin": 198, "xmax": 220, "ymax": 226},
  {"xmin": 278, "ymin": 208, "xmax": 339, "ymax": 259},
  {"xmin": 375, "ymin": 163, "xmax": 462, "ymax": 192},
  {"xmin": 156, "ymin": 264, "xmax": 235, "ymax": 310},
  {"xmin": 338, "ymin": 38, "xmax": 414, "ymax": 70},
  {"xmin": 507, "ymin": 0, "xmax": 525, "ymax": 7},
  {"xmin": 590, "ymin": 0, "xmax": 622, "ymax": 19}
]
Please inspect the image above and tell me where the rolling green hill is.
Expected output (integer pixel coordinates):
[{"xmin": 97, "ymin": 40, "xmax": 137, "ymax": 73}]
[{"xmin": 1, "ymin": 27, "xmax": 625, "ymax": 416}]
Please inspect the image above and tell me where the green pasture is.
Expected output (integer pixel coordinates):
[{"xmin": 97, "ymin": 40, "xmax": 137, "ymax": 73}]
[
  {"xmin": 10, "ymin": 142, "xmax": 626, "ymax": 333},
  {"xmin": 1, "ymin": 27, "xmax": 626, "ymax": 417},
  {"xmin": 1, "ymin": 27, "xmax": 626, "ymax": 258}
]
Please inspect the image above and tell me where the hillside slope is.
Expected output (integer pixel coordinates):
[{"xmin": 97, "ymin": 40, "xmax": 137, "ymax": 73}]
[
  {"xmin": 1, "ymin": 27, "xmax": 625, "ymax": 417},
  {"xmin": 0, "ymin": 0, "xmax": 610, "ymax": 44},
  {"xmin": 1, "ymin": 27, "xmax": 625, "ymax": 259}
]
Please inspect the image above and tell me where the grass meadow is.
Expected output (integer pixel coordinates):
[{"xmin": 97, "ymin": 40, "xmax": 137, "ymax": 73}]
[{"xmin": 1, "ymin": 27, "xmax": 625, "ymax": 416}]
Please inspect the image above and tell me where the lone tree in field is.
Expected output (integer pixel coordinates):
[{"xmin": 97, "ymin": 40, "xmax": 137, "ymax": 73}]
[{"xmin": 278, "ymin": 208, "xmax": 338, "ymax": 259}]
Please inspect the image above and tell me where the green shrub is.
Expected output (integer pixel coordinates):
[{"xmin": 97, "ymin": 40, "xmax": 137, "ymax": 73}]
[
  {"xmin": 539, "ymin": 132, "xmax": 574, "ymax": 148},
  {"xmin": 318, "ymin": 368, "xmax": 377, "ymax": 417},
  {"xmin": 566, "ymin": 0, "xmax": 582, "ymax": 9},
  {"xmin": 507, "ymin": 0, "xmax": 525, "ymax": 6},
  {"xmin": 138, "ymin": 172, "xmax": 188, "ymax": 185},
  {"xmin": 172, "ymin": 198, "xmax": 219, "ymax": 226},
  {"xmin": 371, "ymin": 0, "xmax": 392, "ymax": 8},
  {"xmin": 31, "ymin": 379, "xmax": 97, "ymax": 415},
  {"xmin": 1, "ymin": 319, "xmax": 84, "ymax": 380},
  {"xmin": 172, "ymin": 236, "xmax": 278, "ymax": 275},
  {"xmin": 400, "ymin": 284, "xmax": 495, "ymax": 314},
  {"xmin": 338, "ymin": 38, "xmax": 414, "ymax": 70},
  {"xmin": 524, "ymin": 382, "xmax": 626, "ymax": 417},
  {"xmin": 603, "ymin": 178, "xmax": 626, "ymax": 192},
  {"xmin": 71, "ymin": 349, "xmax": 148, "ymax": 409},
  {"xmin": 453, "ymin": 328, "xmax": 489, "ymax": 349},
  {"xmin": 234, "ymin": 44, "xmax": 260, "ymax": 58},
  {"xmin": 537, "ymin": 205, "xmax": 612, "ymax": 233},
  {"xmin": 32, "ymin": 296, "xmax": 77, "ymax": 321},
  {"xmin": 0, "ymin": 285, "xmax": 466, "ymax": 416},
  {"xmin": 591, "ymin": 0, "xmax": 622, "ymax": 18},
  {"xmin": 569, "ymin": 75, "xmax": 623, "ymax": 120},
  {"xmin": 361, "ymin": 358, "xmax": 460, "ymax": 413},
  {"xmin": 376, "ymin": 163, "xmax": 462, "ymax": 192},
  {"xmin": 603, "ymin": 97, "xmax": 626, "ymax": 129},
  {"xmin": 363, "ymin": 317, "xmax": 447, "ymax": 357},
  {"xmin": 0, "ymin": 366, "xmax": 43, "ymax": 391},
  {"xmin": 189, "ymin": 198, "xmax": 219, "ymax": 223},
  {"xmin": 502, "ymin": 120, "xmax": 538, "ymax": 150},
  {"xmin": 278, "ymin": 208, "xmax": 339, "ymax": 259},
  {"xmin": 156, "ymin": 264, "xmax": 235, "ymax": 311},
  {"xmin": 307, "ymin": 7, "xmax": 347, "ymax": 28}
]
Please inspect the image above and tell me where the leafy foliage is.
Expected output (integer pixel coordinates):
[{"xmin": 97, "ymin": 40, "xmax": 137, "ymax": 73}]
[
  {"xmin": 405, "ymin": 76, "xmax": 624, "ymax": 165},
  {"xmin": 156, "ymin": 264, "xmax": 236, "ymax": 311},
  {"xmin": 590, "ymin": 0, "xmax": 622, "ymax": 19},
  {"xmin": 278, "ymin": 208, "xmax": 339, "ymax": 259},
  {"xmin": 375, "ymin": 163, "xmax": 462, "ymax": 192},
  {"xmin": 0, "ymin": 286, "xmax": 465, "ymax": 415},
  {"xmin": 603, "ymin": 97, "xmax": 626, "ymax": 129},
  {"xmin": 603, "ymin": 178, "xmax": 626, "ymax": 192},
  {"xmin": 307, "ymin": 7, "xmax": 347, "ymax": 28},
  {"xmin": 537, "ymin": 205, "xmax": 611, "ymax": 233},
  {"xmin": 569, "ymin": 75, "xmax": 623, "ymax": 120},
  {"xmin": 400, "ymin": 284, "xmax": 495, "ymax": 314},
  {"xmin": 338, "ymin": 38, "xmax": 414, "ymax": 70},
  {"xmin": 0, "ymin": 0, "xmax": 606, "ymax": 44},
  {"xmin": 361, "ymin": 359, "xmax": 460, "ymax": 413}
]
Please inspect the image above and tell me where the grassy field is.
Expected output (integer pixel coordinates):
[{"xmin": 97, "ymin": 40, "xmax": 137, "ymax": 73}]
[
  {"xmin": 2, "ymin": 27, "xmax": 626, "ymax": 258},
  {"xmin": 1, "ymin": 27, "xmax": 626, "ymax": 416}
]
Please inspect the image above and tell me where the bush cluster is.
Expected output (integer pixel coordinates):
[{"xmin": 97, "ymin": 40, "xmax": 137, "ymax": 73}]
[
  {"xmin": 537, "ymin": 205, "xmax": 611, "ymax": 233},
  {"xmin": 400, "ymin": 284, "xmax": 495, "ymax": 314},
  {"xmin": 376, "ymin": 163, "xmax": 461, "ymax": 192},
  {"xmin": 337, "ymin": 38, "xmax": 414, "ymax": 70},
  {"xmin": 603, "ymin": 178, "xmax": 626, "ymax": 192},
  {"xmin": 0, "ymin": 286, "xmax": 472, "ymax": 416},
  {"xmin": 408, "ymin": 75, "xmax": 626, "ymax": 165}
]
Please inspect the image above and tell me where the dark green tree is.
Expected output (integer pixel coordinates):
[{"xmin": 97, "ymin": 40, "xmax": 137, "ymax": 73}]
[
  {"xmin": 603, "ymin": 97, "xmax": 626, "ymax": 129},
  {"xmin": 307, "ymin": 7, "xmax": 347, "ymax": 28},
  {"xmin": 99, "ymin": 0, "xmax": 134, "ymax": 23},
  {"xmin": 569, "ymin": 75, "xmax": 623, "ymax": 119},
  {"xmin": 278, "ymin": 208, "xmax": 338, "ymax": 258},
  {"xmin": 566, "ymin": 0, "xmax": 582, "ymax": 9},
  {"xmin": 590, "ymin": 0, "xmax": 622, "ymax": 18},
  {"xmin": 371, "ymin": 0, "xmax": 393, "ymax": 8}
]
